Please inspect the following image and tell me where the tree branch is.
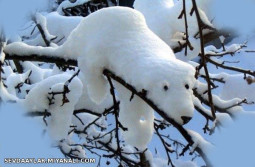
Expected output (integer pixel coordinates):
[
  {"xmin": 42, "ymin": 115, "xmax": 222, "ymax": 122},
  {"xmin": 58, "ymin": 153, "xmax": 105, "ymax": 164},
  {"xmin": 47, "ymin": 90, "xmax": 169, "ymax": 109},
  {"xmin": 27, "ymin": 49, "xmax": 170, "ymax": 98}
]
[
  {"xmin": 205, "ymin": 56, "xmax": 255, "ymax": 77},
  {"xmin": 5, "ymin": 53, "xmax": 77, "ymax": 66}
]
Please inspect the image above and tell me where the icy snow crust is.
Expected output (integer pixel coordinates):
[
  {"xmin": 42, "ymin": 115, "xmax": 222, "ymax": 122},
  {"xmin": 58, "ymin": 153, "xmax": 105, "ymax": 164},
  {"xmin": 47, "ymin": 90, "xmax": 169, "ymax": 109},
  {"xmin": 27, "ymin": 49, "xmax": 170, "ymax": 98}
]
[{"xmin": 5, "ymin": 7, "xmax": 196, "ymax": 149}]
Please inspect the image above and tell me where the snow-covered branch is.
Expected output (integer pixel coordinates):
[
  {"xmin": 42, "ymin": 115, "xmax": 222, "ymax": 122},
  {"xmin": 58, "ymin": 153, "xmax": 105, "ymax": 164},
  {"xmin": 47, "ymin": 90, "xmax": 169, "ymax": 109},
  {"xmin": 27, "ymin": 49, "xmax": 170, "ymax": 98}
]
[
  {"xmin": 205, "ymin": 43, "xmax": 247, "ymax": 57},
  {"xmin": 5, "ymin": 53, "xmax": 77, "ymax": 66},
  {"xmin": 206, "ymin": 56, "xmax": 255, "ymax": 77}
]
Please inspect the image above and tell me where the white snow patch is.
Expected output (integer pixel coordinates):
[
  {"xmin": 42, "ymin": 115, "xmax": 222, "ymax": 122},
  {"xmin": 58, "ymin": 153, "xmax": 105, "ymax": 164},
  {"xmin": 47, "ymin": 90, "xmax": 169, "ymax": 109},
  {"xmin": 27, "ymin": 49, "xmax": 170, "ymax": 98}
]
[
  {"xmin": 20, "ymin": 73, "xmax": 83, "ymax": 140},
  {"xmin": 57, "ymin": 0, "xmax": 90, "ymax": 15},
  {"xmin": 134, "ymin": 0, "xmax": 213, "ymax": 60},
  {"xmin": 188, "ymin": 130, "xmax": 213, "ymax": 154}
]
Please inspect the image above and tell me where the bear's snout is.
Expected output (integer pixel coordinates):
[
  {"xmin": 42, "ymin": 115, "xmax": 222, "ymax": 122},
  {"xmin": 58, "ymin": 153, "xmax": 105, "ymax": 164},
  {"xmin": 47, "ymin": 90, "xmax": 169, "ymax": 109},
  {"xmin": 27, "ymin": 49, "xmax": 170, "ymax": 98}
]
[{"xmin": 181, "ymin": 116, "xmax": 192, "ymax": 124}]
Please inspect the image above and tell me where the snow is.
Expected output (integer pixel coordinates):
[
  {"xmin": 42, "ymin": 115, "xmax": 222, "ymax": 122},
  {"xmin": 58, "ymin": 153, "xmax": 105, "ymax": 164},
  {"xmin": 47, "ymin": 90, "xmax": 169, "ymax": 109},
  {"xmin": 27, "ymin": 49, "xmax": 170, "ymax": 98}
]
[
  {"xmin": 0, "ymin": 64, "xmax": 21, "ymax": 102},
  {"xmin": 0, "ymin": 42, "xmax": 6, "ymax": 62},
  {"xmin": 134, "ymin": 0, "xmax": 213, "ymax": 60},
  {"xmin": 59, "ymin": 140, "xmax": 86, "ymax": 159},
  {"xmin": 20, "ymin": 12, "xmax": 82, "ymax": 46},
  {"xmin": 205, "ymin": 43, "xmax": 244, "ymax": 56},
  {"xmin": 4, "ymin": 42, "xmax": 63, "ymax": 58},
  {"xmin": 22, "ymin": 62, "xmax": 52, "ymax": 83},
  {"xmin": 57, "ymin": 0, "xmax": 90, "ymax": 15},
  {"xmin": 20, "ymin": 73, "xmax": 83, "ymax": 140},
  {"xmin": 116, "ymin": 82, "xmax": 154, "ymax": 150},
  {"xmin": 219, "ymin": 35, "xmax": 226, "ymax": 44},
  {"xmin": 193, "ymin": 95, "xmax": 213, "ymax": 117},
  {"xmin": 5, "ymin": 70, "xmax": 31, "ymax": 96},
  {"xmin": 35, "ymin": 13, "xmax": 56, "ymax": 45},
  {"xmin": 72, "ymin": 112, "xmax": 104, "ymax": 137},
  {"xmin": 0, "ymin": 81, "xmax": 18, "ymax": 102},
  {"xmin": 74, "ymin": 73, "xmax": 113, "ymax": 114},
  {"xmin": 44, "ymin": 12, "xmax": 82, "ymax": 44},
  {"xmin": 195, "ymin": 80, "xmax": 244, "ymax": 113},
  {"xmin": 188, "ymin": 130, "xmax": 213, "ymax": 154}
]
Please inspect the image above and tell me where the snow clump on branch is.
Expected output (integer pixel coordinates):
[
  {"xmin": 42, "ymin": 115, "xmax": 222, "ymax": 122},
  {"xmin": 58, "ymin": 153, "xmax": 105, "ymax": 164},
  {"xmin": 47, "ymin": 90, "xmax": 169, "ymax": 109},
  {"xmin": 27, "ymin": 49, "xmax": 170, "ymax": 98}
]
[
  {"xmin": 20, "ymin": 74, "xmax": 83, "ymax": 140},
  {"xmin": 134, "ymin": 0, "xmax": 214, "ymax": 60}
]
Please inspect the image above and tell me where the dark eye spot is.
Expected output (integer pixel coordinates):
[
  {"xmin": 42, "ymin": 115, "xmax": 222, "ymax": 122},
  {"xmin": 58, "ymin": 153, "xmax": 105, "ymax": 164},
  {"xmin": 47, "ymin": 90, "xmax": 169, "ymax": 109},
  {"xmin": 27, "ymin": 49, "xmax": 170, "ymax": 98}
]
[
  {"xmin": 163, "ymin": 85, "xmax": 168, "ymax": 91},
  {"xmin": 185, "ymin": 84, "xmax": 189, "ymax": 90}
]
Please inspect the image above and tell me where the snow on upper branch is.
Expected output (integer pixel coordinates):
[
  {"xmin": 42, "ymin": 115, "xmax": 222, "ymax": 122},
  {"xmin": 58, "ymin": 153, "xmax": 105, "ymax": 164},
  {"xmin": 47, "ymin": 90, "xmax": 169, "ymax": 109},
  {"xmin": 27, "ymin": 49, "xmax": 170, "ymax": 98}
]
[{"xmin": 134, "ymin": 0, "xmax": 214, "ymax": 60}]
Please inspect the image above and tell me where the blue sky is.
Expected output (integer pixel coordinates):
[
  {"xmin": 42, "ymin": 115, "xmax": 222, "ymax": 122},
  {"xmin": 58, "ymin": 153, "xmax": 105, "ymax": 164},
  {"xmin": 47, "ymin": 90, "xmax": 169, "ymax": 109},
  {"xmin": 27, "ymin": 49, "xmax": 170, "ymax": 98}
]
[{"xmin": 0, "ymin": 0, "xmax": 50, "ymax": 40}]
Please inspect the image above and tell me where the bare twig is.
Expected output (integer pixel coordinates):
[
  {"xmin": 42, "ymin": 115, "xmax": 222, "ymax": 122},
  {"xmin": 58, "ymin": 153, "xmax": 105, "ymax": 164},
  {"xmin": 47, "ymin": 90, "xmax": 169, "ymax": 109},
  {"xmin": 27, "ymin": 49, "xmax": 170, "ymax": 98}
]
[
  {"xmin": 178, "ymin": 0, "xmax": 193, "ymax": 55},
  {"xmin": 205, "ymin": 56, "xmax": 255, "ymax": 77},
  {"xmin": 154, "ymin": 122, "xmax": 175, "ymax": 167},
  {"xmin": 191, "ymin": 0, "xmax": 216, "ymax": 120}
]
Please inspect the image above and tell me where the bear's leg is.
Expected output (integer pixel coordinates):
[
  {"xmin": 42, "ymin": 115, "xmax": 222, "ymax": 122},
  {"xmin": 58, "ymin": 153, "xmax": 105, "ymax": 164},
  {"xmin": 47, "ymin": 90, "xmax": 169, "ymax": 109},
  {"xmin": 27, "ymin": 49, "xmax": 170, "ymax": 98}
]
[
  {"xmin": 79, "ymin": 61, "xmax": 109, "ymax": 105},
  {"xmin": 116, "ymin": 82, "xmax": 154, "ymax": 150}
]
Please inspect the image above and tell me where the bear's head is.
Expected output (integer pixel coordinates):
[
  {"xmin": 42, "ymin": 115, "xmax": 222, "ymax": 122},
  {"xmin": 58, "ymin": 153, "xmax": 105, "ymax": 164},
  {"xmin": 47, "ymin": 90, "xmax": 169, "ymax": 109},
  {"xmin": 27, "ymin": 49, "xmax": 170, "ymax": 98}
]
[{"xmin": 143, "ymin": 59, "xmax": 196, "ymax": 125}]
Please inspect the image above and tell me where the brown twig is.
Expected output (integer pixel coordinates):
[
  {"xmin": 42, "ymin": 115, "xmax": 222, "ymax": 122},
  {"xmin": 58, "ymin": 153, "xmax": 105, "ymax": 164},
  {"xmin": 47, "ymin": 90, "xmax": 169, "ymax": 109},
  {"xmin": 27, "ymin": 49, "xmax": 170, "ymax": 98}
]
[
  {"xmin": 178, "ymin": 0, "xmax": 193, "ymax": 55},
  {"xmin": 191, "ymin": 0, "xmax": 216, "ymax": 120},
  {"xmin": 205, "ymin": 56, "xmax": 255, "ymax": 77},
  {"xmin": 154, "ymin": 122, "xmax": 175, "ymax": 167}
]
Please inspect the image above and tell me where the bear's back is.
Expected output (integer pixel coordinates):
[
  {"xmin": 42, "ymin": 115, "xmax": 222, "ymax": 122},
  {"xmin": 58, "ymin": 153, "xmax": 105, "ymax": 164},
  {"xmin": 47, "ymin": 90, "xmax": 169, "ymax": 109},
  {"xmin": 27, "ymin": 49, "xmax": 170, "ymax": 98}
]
[{"xmin": 63, "ymin": 7, "xmax": 174, "ymax": 61}]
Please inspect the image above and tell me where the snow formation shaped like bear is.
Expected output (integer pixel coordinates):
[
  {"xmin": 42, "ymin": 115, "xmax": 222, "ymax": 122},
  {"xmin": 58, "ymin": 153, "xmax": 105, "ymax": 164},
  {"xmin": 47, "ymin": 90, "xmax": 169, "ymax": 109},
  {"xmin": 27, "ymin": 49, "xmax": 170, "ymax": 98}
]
[
  {"xmin": 4, "ymin": 7, "xmax": 196, "ymax": 149},
  {"xmin": 65, "ymin": 6, "xmax": 196, "ymax": 149}
]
